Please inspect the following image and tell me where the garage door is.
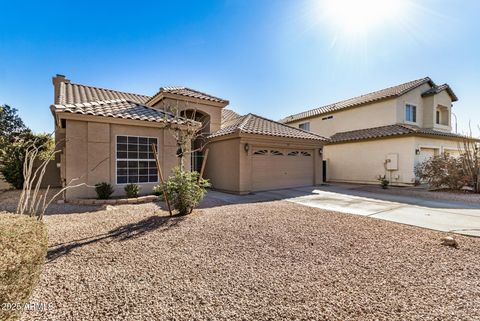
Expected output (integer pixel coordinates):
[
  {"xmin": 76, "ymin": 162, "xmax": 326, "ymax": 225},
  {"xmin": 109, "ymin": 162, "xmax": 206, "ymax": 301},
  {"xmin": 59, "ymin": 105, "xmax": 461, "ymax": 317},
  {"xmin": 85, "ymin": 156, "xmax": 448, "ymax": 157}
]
[
  {"xmin": 251, "ymin": 149, "xmax": 314, "ymax": 191},
  {"xmin": 418, "ymin": 148, "xmax": 437, "ymax": 165}
]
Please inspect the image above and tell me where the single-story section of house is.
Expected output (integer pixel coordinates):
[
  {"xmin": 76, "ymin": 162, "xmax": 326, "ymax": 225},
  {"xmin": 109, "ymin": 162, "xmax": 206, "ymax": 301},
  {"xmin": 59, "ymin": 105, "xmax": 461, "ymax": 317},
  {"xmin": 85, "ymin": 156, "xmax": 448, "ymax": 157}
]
[{"xmin": 50, "ymin": 75, "xmax": 327, "ymax": 200}]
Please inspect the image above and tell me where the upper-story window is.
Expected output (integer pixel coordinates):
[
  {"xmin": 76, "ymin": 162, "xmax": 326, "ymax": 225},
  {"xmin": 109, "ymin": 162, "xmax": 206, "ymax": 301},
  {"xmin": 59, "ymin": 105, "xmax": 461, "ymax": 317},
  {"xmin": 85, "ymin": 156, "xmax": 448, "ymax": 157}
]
[
  {"xmin": 299, "ymin": 122, "xmax": 310, "ymax": 131},
  {"xmin": 405, "ymin": 104, "xmax": 417, "ymax": 123},
  {"xmin": 436, "ymin": 106, "xmax": 449, "ymax": 126}
]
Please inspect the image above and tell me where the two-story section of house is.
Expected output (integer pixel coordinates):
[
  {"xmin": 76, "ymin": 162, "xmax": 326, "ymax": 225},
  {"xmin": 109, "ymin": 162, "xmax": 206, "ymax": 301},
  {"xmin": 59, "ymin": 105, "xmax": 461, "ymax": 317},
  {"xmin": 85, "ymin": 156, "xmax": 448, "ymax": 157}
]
[{"xmin": 280, "ymin": 77, "xmax": 470, "ymax": 186}]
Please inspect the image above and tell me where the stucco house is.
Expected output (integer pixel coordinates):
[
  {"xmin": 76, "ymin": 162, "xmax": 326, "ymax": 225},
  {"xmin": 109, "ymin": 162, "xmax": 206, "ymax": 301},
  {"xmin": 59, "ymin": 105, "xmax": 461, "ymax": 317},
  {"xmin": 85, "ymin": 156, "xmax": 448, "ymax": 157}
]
[
  {"xmin": 50, "ymin": 75, "xmax": 326, "ymax": 200},
  {"xmin": 280, "ymin": 77, "xmax": 471, "ymax": 186}
]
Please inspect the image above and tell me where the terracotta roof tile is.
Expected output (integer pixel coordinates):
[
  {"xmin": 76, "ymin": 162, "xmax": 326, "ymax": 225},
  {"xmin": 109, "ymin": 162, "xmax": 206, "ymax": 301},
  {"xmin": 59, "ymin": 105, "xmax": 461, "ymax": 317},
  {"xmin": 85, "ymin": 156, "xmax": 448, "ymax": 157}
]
[
  {"xmin": 329, "ymin": 124, "xmax": 470, "ymax": 143},
  {"xmin": 421, "ymin": 84, "xmax": 458, "ymax": 101},
  {"xmin": 147, "ymin": 86, "xmax": 228, "ymax": 105},
  {"xmin": 221, "ymin": 109, "xmax": 241, "ymax": 123},
  {"xmin": 280, "ymin": 77, "xmax": 434, "ymax": 123},
  {"xmin": 58, "ymin": 82, "xmax": 150, "ymax": 105},
  {"xmin": 52, "ymin": 99, "xmax": 200, "ymax": 126},
  {"xmin": 210, "ymin": 113, "xmax": 328, "ymax": 141}
]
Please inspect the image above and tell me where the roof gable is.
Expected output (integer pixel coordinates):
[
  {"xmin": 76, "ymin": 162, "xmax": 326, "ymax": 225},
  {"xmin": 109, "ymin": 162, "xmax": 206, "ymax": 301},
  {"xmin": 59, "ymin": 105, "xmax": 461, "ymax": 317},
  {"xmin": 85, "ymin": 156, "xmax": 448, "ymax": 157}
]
[
  {"xmin": 421, "ymin": 84, "xmax": 458, "ymax": 102},
  {"xmin": 280, "ymin": 77, "xmax": 435, "ymax": 123},
  {"xmin": 146, "ymin": 86, "xmax": 229, "ymax": 106}
]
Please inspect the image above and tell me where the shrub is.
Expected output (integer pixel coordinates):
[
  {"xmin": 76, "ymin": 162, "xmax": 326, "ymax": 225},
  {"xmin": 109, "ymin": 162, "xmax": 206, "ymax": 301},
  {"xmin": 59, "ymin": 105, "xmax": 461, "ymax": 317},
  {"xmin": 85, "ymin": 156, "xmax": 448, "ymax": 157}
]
[
  {"xmin": 152, "ymin": 185, "xmax": 163, "ymax": 196},
  {"xmin": 95, "ymin": 182, "xmax": 114, "ymax": 199},
  {"xmin": 0, "ymin": 213, "xmax": 48, "ymax": 321},
  {"xmin": 415, "ymin": 154, "xmax": 469, "ymax": 190},
  {"xmin": 124, "ymin": 184, "xmax": 141, "ymax": 198},
  {"xmin": 376, "ymin": 175, "xmax": 390, "ymax": 189},
  {"xmin": 0, "ymin": 133, "xmax": 53, "ymax": 189},
  {"xmin": 163, "ymin": 167, "xmax": 211, "ymax": 215}
]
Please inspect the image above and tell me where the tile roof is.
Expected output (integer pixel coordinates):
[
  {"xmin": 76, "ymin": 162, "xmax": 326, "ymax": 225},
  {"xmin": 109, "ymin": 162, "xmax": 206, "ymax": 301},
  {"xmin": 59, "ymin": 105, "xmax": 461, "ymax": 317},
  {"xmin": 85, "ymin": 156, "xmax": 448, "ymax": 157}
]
[
  {"xmin": 221, "ymin": 109, "xmax": 241, "ymax": 123},
  {"xmin": 146, "ymin": 86, "xmax": 228, "ymax": 105},
  {"xmin": 329, "ymin": 124, "xmax": 470, "ymax": 144},
  {"xmin": 209, "ymin": 113, "xmax": 328, "ymax": 141},
  {"xmin": 279, "ymin": 77, "xmax": 435, "ymax": 123},
  {"xmin": 58, "ymin": 81, "xmax": 151, "ymax": 105},
  {"xmin": 421, "ymin": 84, "xmax": 458, "ymax": 101},
  {"xmin": 52, "ymin": 99, "xmax": 200, "ymax": 126}
]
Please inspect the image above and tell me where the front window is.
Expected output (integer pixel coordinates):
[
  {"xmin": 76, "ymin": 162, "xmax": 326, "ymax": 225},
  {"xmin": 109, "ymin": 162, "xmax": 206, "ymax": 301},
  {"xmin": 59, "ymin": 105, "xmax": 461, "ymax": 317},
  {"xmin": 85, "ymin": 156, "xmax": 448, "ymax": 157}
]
[
  {"xmin": 405, "ymin": 104, "xmax": 417, "ymax": 122},
  {"xmin": 299, "ymin": 122, "xmax": 310, "ymax": 131},
  {"xmin": 116, "ymin": 136, "xmax": 158, "ymax": 184}
]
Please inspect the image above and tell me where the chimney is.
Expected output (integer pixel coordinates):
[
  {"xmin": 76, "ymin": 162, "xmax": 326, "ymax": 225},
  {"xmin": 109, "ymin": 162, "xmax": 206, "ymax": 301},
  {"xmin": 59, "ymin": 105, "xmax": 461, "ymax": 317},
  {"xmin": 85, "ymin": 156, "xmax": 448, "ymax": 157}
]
[{"xmin": 52, "ymin": 74, "xmax": 70, "ymax": 104}]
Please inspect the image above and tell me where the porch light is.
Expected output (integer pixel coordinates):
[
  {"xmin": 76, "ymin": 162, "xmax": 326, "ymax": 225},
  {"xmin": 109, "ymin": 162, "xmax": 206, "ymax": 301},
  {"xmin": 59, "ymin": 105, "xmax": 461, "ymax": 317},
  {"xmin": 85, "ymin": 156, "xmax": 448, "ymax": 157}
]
[
  {"xmin": 244, "ymin": 143, "xmax": 250, "ymax": 153},
  {"xmin": 318, "ymin": 148, "xmax": 323, "ymax": 156},
  {"xmin": 415, "ymin": 149, "xmax": 420, "ymax": 155}
]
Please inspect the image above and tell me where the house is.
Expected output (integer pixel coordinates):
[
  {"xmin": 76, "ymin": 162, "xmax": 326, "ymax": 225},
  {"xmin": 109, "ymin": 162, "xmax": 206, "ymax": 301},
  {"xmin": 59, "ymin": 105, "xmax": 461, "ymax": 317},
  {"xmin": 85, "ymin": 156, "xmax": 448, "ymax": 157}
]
[
  {"xmin": 50, "ymin": 75, "xmax": 326, "ymax": 200},
  {"xmin": 280, "ymin": 77, "xmax": 471, "ymax": 186}
]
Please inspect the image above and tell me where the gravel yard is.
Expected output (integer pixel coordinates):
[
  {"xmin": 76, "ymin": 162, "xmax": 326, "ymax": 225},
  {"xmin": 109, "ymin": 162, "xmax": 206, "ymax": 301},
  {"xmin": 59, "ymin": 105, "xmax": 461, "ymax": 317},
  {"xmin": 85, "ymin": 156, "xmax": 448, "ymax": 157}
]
[{"xmin": 11, "ymin": 200, "xmax": 479, "ymax": 321}]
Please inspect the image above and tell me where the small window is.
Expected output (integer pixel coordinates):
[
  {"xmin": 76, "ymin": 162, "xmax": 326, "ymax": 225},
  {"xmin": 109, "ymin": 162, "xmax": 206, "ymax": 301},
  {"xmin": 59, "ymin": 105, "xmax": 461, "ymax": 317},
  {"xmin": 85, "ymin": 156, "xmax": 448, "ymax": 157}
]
[
  {"xmin": 288, "ymin": 151, "xmax": 299, "ymax": 156},
  {"xmin": 253, "ymin": 149, "xmax": 268, "ymax": 155},
  {"xmin": 436, "ymin": 110, "xmax": 440, "ymax": 124},
  {"xmin": 322, "ymin": 115, "xmax": 333, "ymax": 120},
  {"xmin": 270, "ymin": 150, "xmax": 284, "ymax": 156},
  {"xmin": 405, "ymin": 104, "xmax": 417, "ymax": 122},
  {"xmin": 299, "ymin": 122, "xmax": 310, "ymax": 131},
  {"xmin": 300, "ymin": 151, "xmax": 312, "ymax": 156},
  {"xmin": 116, "ymin": 135, "xmax": 158, "ymax": 184}
]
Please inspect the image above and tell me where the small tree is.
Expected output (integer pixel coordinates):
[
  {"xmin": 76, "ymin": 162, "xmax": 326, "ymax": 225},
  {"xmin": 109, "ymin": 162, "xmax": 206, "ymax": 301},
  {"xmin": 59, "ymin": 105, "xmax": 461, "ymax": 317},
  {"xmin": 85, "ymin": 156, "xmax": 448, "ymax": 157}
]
[{"xmin": 458, "ymin": 127, "xmax": 480, "ymax": 193}]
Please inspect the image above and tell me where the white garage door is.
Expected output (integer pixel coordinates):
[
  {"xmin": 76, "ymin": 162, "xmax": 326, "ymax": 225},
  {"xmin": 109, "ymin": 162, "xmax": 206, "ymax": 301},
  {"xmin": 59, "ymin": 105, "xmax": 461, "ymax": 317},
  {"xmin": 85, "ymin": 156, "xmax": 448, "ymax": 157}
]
[
  {"xmin": 418, "ymin": 148, "xmax": 437, "ymax": 164},
  {"xmin": 251, "ymin": 149, "xmax": 314, "ymax": 191}
]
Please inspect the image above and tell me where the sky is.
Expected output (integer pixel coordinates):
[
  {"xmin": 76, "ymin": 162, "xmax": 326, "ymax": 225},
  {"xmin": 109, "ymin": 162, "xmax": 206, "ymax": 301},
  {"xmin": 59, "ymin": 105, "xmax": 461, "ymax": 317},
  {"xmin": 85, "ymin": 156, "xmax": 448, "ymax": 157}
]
[{"xmin": 0, "ymin": 0, "xmax": 479, "ymax": 136}]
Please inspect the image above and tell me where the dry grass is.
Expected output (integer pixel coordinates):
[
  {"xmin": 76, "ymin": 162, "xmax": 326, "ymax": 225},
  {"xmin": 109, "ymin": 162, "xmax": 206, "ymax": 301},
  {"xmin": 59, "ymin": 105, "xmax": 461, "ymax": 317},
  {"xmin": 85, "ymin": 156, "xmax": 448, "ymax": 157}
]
[
  {"xmin": 0, "ymin": 212, "xmax": 47, "ymax": 321},
  {"xmin": 17, "ymin": 201, "xmax": 480, "ymax": 321}
]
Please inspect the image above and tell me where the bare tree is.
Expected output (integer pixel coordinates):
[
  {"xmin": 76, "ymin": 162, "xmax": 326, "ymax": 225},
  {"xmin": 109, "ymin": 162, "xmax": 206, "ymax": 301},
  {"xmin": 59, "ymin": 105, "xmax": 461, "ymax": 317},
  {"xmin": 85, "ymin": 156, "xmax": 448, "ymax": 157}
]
[{"xmin": 458, "ymin": 124, "xmax": 480, "ymax": 193}]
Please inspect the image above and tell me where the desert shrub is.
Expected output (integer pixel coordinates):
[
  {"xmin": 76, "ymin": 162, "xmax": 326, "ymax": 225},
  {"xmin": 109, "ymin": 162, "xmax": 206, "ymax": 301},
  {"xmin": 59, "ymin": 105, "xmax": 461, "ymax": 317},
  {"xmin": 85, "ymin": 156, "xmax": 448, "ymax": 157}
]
[
  {"xmin": 0, "ymin": 133, "xmax": 53, "ymax": 189},
  {"xmin": 376, "ymin": 174, "xmax": 390, "ymax": 189},
  {"xmin": 124, "ymin": 184, "xmax": 141, "ymax": 198},
  {"xmin": 95, "ymin": 182, "xmax": 114, "ymax": 199},
  {"xmin": 415, "ymin": 154, "xmax": 469, "ymax": 190},
  {"xmin": 0, "ymin": 213, "xmax": 48, "ymax": 321},
  {"xmin": 163, "ymin": 167, "xmax": 211, "ymax": 215},
  {"xmin": 152, "ymin": 185, "xmax": 163, "ymax": 196}
]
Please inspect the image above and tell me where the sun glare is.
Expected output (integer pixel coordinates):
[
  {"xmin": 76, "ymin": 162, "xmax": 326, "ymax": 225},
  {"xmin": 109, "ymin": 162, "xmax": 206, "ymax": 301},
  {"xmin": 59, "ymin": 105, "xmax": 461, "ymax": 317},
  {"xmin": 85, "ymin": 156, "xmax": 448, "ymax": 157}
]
[{"xmin": 322, "ymin": 0, "xmax": 407, "ymax": 36}]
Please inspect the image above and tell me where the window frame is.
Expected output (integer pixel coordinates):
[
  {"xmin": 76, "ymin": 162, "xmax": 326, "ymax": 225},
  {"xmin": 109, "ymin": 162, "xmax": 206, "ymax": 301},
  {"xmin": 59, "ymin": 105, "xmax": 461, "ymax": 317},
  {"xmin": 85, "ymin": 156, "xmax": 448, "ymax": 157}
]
[
  {"xmin": 115, "ymin": 134, "xmax": 159, "ymax": 185},
  {"xmin": 405, "ymin": 104, "xmax": 417, "ymax": 123},
  {"xmin": 298, "ymin": 122, "xmax": 310, "ymax": 131}
]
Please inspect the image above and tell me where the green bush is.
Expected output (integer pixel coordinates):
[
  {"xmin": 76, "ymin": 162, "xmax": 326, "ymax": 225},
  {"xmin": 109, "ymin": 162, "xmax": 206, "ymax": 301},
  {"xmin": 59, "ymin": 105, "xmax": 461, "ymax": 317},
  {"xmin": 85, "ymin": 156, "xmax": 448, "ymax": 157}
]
[
  {"xmin": 124, "ymin": 183, "xmax": 141, "ymax": 198},
  {"xmin": 164, "ymin": 167, "xmax": 211, "ymax": 215},
  {"xmin": 152, "ymin": 185, "xmax": 163, "ymax": 196},
  {"xmin": 95, "ymin": 182, "xmax": 114, "ymax": 199},
  {"xmin": 0, "ymin": 213, "xmax": 48, "ymax": 321},
  {"xmin": 0, "ymin": 133, "xmax": 53, "ymax": 189},
  {"xmin": 376, "ymin": 174, "xmax": 390, "ymax": 189}
]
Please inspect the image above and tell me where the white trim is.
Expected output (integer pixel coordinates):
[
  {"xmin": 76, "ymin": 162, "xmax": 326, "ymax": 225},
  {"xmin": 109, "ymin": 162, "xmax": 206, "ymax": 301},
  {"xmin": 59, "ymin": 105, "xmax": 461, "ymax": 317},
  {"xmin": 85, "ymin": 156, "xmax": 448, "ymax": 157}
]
[{"xmin": 115, "ymin": 134, "xmax": 160, "ymax": 185}]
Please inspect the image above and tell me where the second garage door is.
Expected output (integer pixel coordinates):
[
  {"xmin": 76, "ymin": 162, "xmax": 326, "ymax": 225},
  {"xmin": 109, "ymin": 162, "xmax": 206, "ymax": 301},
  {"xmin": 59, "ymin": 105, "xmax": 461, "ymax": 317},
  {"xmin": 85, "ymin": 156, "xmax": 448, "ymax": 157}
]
[{"xmin": 251, "ymin": 148, "xmax": 314, "ymax": 191}]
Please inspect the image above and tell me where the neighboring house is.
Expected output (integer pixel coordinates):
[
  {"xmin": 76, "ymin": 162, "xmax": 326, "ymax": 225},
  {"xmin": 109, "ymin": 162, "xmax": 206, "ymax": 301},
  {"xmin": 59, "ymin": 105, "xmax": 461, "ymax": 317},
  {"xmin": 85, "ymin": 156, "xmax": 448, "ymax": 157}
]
[
  {"xmin": 50, "ymin": 75, "xmax": 326, "ymax": 200},
  {"xmin": 280, "ymin": 77, "xmax": 472, "ymax": 186}
]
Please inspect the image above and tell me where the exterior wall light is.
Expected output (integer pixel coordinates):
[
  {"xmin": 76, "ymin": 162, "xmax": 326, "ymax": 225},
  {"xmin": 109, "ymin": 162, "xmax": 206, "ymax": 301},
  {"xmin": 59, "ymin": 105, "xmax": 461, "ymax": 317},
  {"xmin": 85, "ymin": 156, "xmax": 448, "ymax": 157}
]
[
  {"xmin": 318, "ymin": 148, "xmax": 323, "ymax": 156},
  {"xmin": 244, "ymin": 143, "xmax": 250, "ymax": 153},
  {"xmin": 415, "ymin": 149, "xmax": 420, "ymax": 155}
]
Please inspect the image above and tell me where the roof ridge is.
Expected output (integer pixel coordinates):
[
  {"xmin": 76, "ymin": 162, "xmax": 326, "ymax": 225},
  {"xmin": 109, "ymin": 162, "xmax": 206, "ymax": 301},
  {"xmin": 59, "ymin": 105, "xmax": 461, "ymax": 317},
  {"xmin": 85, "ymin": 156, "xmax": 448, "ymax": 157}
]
[
  {"xmin": 68, "ymin": 81, "xmax": 151, "ymax": 98},
  {"xmin": 280, "ymin": 77, "xmax": 433, "ymax": 123}
]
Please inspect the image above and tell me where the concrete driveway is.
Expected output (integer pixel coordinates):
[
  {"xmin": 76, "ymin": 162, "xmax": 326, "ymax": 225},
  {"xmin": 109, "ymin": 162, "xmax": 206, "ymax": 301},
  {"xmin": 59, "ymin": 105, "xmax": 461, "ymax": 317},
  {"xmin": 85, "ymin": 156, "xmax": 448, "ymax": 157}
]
[{"xmin": 204, "ymin": 185, "xmax": 480, "ymax": 237}]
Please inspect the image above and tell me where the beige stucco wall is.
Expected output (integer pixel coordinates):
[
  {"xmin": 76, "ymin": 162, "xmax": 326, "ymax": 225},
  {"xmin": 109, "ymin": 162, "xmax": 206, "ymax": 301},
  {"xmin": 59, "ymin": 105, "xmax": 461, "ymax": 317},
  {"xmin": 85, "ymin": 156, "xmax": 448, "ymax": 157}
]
[
  {"xmin": 325, "ymin": 135, "xmax": 466, "ymax": 185},
  {"xmin": 205, "ymin": 134, "xmax": 323, "ymax": 194},
  {"xmin": 63, "ymin": 119, "xmax": 186, "ymax": 200},
  {"xmin": 287, "ymin": 83, "xmax": 454, "ymax": 138},
  {"xmin": 287, "ymin": 98, "xmax": 398, "ymax": 137}
]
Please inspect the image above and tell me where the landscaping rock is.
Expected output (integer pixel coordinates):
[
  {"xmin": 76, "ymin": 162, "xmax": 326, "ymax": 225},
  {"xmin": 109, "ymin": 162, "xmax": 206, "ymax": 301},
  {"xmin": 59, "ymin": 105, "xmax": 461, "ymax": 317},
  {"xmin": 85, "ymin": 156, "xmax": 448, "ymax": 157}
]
[{"xmin": 441, "ymin": 236, "xmax": 458, "ymax": 248}]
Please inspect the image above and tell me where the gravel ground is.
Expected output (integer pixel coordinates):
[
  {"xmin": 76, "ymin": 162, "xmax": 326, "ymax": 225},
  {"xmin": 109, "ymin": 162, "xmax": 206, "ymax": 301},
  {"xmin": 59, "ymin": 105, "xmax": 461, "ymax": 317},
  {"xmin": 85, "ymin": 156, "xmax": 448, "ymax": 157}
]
[
  {"xmin": 11, "ymin": 200, "xmax": 480, "ymax": 321},
  {"xmin": 350, "ymin": 184, "xmax": 480, "ymax": 204}
]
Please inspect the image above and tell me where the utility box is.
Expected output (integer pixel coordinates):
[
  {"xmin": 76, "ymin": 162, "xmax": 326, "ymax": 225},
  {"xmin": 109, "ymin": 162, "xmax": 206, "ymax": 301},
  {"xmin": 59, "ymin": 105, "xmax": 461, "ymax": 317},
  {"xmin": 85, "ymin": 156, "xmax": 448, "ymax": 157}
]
[{"xmin": 385, "ymin": 153, "xmax": 398, "ymax": 171}]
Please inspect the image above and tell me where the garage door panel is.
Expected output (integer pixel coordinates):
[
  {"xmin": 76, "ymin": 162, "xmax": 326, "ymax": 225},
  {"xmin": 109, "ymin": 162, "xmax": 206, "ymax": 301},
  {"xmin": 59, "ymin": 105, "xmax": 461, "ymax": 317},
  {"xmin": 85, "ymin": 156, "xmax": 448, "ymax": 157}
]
[{"xmin": 251, "ymin": 149, "xmax": 314, "ymax": 191}]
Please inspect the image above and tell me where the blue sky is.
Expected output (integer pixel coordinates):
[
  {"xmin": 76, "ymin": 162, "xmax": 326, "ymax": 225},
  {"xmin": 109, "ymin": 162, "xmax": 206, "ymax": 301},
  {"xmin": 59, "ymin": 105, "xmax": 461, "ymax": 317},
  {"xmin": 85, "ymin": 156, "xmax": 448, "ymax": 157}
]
[{"xmin": 1, "ymin": 0, "xmax": 479, "ymax": 135}]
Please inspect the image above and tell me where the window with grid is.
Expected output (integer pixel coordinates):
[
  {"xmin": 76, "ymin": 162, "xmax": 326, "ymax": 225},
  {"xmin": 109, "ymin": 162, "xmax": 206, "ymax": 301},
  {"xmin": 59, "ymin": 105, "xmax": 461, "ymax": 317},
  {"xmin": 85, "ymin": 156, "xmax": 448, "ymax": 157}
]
[{"xmin": 116, "ymin": 136, "xmax": 158, "ymax": 184}]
